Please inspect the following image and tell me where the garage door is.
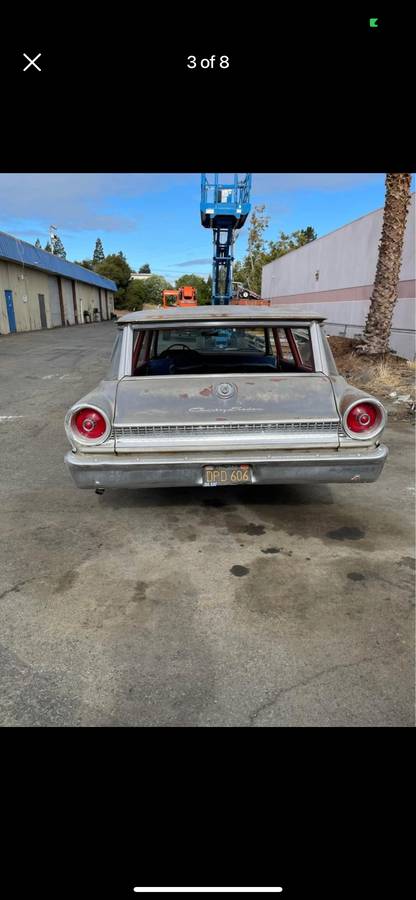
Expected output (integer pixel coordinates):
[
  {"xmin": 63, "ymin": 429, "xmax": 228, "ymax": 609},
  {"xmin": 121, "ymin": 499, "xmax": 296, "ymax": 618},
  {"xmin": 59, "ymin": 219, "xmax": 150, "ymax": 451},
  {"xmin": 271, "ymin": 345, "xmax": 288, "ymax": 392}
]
[
  {"xmin": 61, "ymin": 278, "xmax": 75, "ymax": 325},
  {"xmin": 48, "ymin": 276, "xmax": 62, "ymax": 327}
]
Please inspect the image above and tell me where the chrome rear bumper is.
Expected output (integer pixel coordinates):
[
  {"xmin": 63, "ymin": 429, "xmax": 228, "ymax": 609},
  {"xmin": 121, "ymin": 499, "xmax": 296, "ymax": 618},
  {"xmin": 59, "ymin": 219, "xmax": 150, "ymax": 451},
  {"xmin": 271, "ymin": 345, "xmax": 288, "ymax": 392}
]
[{"xmin": 65, "ymin": 445, "xmax": 388, "ymax": 489}]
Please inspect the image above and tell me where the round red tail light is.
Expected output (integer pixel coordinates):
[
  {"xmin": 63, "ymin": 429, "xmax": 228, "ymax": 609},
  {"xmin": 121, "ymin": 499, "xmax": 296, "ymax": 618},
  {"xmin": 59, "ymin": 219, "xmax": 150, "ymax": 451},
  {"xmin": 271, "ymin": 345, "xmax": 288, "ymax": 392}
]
[
  {"xmin": 72, "ymin": 408, "xmax": 107, "ymax": 440},
  {"xmin": 346, "ymin": 402, "xmax": 380, "ymax": 434}
]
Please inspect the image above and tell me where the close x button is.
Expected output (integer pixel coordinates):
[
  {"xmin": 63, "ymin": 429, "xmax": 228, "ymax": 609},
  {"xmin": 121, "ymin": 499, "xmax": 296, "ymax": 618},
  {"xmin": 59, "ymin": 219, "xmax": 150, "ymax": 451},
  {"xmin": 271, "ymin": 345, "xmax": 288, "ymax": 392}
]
[{"xmin": 23, "ymin": 53, "xmax": 42, "ymax": 71}]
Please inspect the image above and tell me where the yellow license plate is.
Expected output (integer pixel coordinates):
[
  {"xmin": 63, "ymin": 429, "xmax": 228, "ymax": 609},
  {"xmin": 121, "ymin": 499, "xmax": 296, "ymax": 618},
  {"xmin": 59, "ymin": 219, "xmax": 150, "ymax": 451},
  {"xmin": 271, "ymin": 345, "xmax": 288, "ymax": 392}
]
[{"xmin": 203, "ymin": 465, "xmax": 252, "ymax": 486}]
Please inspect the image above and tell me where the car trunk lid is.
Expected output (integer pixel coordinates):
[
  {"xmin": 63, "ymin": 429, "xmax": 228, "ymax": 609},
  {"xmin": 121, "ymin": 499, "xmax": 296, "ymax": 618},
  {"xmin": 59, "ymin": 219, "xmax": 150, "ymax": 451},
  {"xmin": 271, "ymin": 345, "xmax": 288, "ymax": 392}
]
[{"xmin": 113, "ymin": 374, "xmax": 341, "ymax": 452}]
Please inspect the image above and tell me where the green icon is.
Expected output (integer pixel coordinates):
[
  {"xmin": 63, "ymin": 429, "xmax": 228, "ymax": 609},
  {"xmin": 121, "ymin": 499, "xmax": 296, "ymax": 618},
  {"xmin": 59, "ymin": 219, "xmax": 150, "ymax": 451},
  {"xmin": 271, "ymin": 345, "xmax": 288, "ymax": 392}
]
[{"xmin": 369, "ymin": 17, "xmax": 379, "ymax": 27}]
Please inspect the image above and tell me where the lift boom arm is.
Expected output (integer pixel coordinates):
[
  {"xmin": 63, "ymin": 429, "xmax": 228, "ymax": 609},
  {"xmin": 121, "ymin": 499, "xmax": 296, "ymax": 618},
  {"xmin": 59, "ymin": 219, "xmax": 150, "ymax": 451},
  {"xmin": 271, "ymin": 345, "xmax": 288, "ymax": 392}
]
[{"xmin": 200, "ymin": 174, "xmax": 251, "ymax": 305}]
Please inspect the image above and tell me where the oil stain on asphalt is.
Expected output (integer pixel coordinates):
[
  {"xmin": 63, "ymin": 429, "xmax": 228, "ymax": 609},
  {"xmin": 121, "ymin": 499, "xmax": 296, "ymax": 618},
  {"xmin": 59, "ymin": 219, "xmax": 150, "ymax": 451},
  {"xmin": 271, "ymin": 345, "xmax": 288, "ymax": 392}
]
[
  {"xmin": 326, "ymin": 526, "xmax": 366, "ymax": 541},
  {"xmin": 230, "ymin": 565, "xmax": 250, "ymax": 577}
]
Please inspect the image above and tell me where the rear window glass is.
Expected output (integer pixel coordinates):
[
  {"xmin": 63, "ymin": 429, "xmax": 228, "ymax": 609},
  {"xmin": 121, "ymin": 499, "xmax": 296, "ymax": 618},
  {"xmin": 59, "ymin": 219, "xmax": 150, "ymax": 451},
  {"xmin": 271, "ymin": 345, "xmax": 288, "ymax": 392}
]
[
  {"xmin": 131, "ymin": 325, "xmax": 314, "ymax": 375},
  {"xmin": 292, "ymin": 328, "xmax": 314, "ymax": 366},
  {"xmin": 275, "ymin": 328, "xmax": 294, "ymax": 363},
  {"xmin": 155, "ymin": 327, "xmax": 268, "ymax": 354}
]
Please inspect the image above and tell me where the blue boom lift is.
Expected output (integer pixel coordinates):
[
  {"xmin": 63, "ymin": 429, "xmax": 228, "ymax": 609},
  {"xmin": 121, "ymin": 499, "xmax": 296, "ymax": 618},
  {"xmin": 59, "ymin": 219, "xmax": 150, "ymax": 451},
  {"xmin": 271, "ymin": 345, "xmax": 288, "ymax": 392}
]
[{"xmin": 200, "ymin": 173, "xmax": 251, "ymax": 305}]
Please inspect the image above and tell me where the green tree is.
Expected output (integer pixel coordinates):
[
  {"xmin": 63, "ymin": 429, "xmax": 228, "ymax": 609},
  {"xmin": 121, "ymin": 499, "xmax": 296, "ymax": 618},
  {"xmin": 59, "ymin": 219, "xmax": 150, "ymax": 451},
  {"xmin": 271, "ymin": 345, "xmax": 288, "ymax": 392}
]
[
  {"xmin": 266, "ymin": 226, "xmax": 317, "ymax": 260},
  {"xmin": 247, "ymin": 205, "xmax": 270, "ymax": 290},
  {"xmin": 35, "ymin": 238, "xmax": 42, "ymax": 248},
  {"xmin": 175, "ymin": 274, "xmax": 211, "ymax": 303},
  {"xmin": 44, "ymin": 241, "xmax": 52, "ymax": 252},
  {"xmin": 73, "ymin": 259, "xmax": 94, "ymax": 270},
  {"xmin": 95, "ymin": 253, "xmax": 132, "ymax": 306},
  {"xmin": 93, "ymin": 238, "xmax": 105, "ymax": 265},
  {"xmin": 233, "ymin": 205, "xmax": 270, "ymax": 294},
  {"xmin": 51, "ymin": 234, "xmax": 66, "ymax": 259},
  {"xmin": 125, "ymin": 279, "xmax": 146, "ymax": 311},
  {"xmin": 139, "ymin": 263, "xmax": 151, "ymax": 273},
  {"xmin": 297, "ymin": 226, "xmax": 318, "ymax": 245},
  {"xmin": 138, "ymin": 275, "xmax": 173, "ymax": 306},
  {"xmin": 204, "ymin": 274, "xmax": 213, "ymax": 304}
]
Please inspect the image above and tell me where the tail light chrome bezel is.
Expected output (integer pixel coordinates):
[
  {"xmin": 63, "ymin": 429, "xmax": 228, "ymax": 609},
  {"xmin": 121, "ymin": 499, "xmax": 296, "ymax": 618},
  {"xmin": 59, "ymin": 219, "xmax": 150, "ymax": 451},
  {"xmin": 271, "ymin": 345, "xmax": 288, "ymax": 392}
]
[
  {"xmin": 342, "ymin": 398, "xmax": 386, "ymax": 441},
  {"xmin": 65, "ymin": 405, "xmax": 111, "ymax": 446}
]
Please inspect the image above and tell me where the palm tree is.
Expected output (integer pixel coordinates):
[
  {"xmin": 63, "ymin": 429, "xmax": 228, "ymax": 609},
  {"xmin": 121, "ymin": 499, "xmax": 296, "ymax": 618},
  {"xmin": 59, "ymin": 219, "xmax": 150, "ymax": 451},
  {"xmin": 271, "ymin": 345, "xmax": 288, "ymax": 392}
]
[{"xmin": 358, "ymin": 173, "xmax": 412, "ymax": 355}]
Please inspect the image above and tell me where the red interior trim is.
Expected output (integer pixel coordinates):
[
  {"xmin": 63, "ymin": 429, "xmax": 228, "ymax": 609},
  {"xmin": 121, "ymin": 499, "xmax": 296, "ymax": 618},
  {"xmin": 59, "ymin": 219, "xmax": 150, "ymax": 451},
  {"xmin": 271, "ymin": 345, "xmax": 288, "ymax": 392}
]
[
  {"xmin": 285, "ymin": 327, "xmax": 303, "ymax": 368},
  {"xmin": 272, "ymin": 327, "xmax": 282, "ymax": 361},
  {"xmin": 132, "ymin": 330, "xmax": 145, "ymax": 373},
  {"xmin": 142, "ymin": 330, "xmax": 153, "ymax": 364}
]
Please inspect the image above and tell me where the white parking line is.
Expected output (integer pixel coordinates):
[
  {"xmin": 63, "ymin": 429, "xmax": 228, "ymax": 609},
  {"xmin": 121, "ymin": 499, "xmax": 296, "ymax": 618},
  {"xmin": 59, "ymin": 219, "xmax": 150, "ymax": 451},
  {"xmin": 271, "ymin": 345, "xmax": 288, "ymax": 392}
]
[
  {"xmin": 41, "ymin": 373, "xmax": 70, "ymax": 380},
  {"xmin": 0, "ymin": 415, "xmax": 25, "ymax": 421}
]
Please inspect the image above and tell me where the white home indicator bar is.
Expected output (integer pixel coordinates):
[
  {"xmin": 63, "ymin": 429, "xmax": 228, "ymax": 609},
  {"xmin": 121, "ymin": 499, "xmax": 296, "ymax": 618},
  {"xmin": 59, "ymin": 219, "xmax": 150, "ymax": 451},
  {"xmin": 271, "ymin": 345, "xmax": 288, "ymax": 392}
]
[{"xmin": 133, "ymin": 890, "xmax": 283, "ymax": 894}]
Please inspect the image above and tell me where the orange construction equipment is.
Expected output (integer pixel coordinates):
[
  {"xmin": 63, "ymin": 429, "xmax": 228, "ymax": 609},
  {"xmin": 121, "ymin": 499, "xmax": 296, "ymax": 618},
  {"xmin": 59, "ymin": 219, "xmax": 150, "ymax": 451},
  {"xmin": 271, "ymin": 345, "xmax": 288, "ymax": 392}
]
[
  {"xmin": 162, "ymin": 285, "xmax": 198, "ymax": 308},
  {"xmin": 177, "ymin": 285, "xmax": 197, "ymax": 306}
]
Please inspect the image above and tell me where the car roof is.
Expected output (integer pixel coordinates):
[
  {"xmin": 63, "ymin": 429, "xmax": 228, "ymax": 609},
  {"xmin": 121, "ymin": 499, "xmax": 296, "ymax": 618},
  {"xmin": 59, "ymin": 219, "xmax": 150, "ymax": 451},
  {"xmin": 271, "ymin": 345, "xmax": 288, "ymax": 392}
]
[{"xmin": 117, "ymin": 305, "xmax": 326, "ymax": 324}]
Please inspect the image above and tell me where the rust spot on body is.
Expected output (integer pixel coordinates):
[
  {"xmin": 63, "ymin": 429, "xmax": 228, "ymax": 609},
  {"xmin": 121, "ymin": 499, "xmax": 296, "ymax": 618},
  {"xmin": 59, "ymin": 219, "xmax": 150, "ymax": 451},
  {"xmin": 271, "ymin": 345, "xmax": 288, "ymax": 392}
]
[
  {"xmin": 179, "ymin": 393, "xmax": 189, "ymax": 399},
  {"xmin": 199, "ymin": 386, "xmax": 213, "ymax": 396}
]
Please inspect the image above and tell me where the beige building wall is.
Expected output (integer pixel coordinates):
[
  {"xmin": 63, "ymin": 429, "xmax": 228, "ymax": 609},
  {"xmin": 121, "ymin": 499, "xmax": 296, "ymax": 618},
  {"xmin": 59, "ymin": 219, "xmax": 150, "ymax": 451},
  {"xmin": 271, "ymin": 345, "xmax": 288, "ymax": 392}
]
[
  {"xmin": 107, "ymin": 292, "xmax": 114, "ymax": 317},
  {"xmin": 0, "ymin": 260, "xmax": 51, "ymax": 333},
  {"xmin": 0, "ymin": 259, "xmax": 115, "ymax": 334},
  {"xmin": 74, "ymin": 281, "xmax": 100, "ymax": 322},
  {"xmin": 61, "ymin": 277, "xmax": 75, "ymax": 325},
  {"xmin": 262, "ymin": 193, "xmax": 416, "ymax": 359}
]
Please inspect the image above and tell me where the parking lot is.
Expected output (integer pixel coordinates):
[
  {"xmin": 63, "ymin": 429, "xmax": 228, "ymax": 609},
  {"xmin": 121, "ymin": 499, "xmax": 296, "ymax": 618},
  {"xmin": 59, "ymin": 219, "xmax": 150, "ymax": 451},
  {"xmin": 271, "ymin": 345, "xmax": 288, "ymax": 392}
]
[{"xmin": 0, "ymin": 322, "xmax": 414, "ymax": 726}]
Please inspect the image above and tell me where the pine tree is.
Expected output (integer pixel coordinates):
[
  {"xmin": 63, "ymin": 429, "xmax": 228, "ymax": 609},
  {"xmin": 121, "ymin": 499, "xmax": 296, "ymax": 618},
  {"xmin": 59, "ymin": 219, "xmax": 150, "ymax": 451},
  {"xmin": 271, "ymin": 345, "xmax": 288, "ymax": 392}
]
[
  {"xmin": 93, "ymin": 238, "xmax": 105, "ymax": 265},
  {"xmin": 44, "ymin": 241, "xmax": 52, "ymax": 252},
  {"xmin": 35, "ymin": 239, "xmax": 42, "ymax": 248},
  {"xmin": 51, "ymin": 234, "xmax": 66, "ymax": 259},
  {"xmin": 139, "ymin": 263, "xmax": 151, "ymax": 274}
]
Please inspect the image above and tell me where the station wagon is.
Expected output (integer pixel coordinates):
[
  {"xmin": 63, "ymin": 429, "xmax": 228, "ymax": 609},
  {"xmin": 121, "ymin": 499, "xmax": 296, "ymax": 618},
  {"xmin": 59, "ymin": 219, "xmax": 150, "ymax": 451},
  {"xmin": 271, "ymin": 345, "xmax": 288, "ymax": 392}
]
[{"xmin": 64, "ymin": 306, "xmax": 388, "ymax": 491}]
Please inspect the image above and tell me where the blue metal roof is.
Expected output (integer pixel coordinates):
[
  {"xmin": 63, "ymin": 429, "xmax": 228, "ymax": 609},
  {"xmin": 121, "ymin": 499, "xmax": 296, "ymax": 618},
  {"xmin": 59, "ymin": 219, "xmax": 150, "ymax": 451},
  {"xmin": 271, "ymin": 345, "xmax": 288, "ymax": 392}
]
[{"xmin": 0, "ymin": 231, "xmax": 117, "ymax": 291}]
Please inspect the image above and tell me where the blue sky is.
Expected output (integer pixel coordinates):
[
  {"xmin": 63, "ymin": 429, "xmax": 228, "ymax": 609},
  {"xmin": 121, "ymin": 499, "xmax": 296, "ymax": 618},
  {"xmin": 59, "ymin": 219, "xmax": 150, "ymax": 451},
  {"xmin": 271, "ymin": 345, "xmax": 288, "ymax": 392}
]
[{"xmin": 0, "ymin": 173, "xmax": 398, "ymax": 283}]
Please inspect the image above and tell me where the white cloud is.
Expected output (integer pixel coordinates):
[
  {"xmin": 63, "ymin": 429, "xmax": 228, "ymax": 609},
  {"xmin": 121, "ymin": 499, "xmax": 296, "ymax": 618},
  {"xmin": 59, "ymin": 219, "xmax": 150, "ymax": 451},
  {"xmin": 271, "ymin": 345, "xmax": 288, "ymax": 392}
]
[
  {"xmin": 0, "ymin": 172, "xmax": 386, "ymax": 236},
  {"xmin": 176, "ymin": 258, "xmax": 212, "ymax": 267},
  {"xmin": 0, "ymin": 173, "xmax": 191, "ymax": 233},
  {"xmin": 252, "ymin": 173, "xmax": 384, "ymax": 194}
]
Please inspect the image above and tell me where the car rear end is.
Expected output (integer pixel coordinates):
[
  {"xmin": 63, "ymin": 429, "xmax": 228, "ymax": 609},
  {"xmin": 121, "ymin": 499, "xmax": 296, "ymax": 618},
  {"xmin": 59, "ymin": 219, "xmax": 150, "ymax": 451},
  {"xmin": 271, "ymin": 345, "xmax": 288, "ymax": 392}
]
[{"xmin": 64, "ymin": 308, "xmax": 388, "ymax": 490}]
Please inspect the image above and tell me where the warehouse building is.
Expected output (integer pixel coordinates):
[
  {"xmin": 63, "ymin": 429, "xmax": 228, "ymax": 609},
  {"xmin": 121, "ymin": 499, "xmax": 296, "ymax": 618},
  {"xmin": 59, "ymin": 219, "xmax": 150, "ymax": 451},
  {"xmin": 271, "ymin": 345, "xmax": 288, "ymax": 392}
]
[
  {"xmin": 0, "ymin": 231, "xmax": 117, "ymax": 335},
  {"xmin": 262, "ymin": 193, "xmax": 415, "ymax": 359}
]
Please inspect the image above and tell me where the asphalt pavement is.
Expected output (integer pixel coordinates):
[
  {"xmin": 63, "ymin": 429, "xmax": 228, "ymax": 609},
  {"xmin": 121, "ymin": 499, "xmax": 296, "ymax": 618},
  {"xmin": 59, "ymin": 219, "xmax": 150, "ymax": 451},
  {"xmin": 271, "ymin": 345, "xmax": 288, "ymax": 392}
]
[{"xmin": 0, "ymin": 323, "xmax": 414, "ymax": 726}]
